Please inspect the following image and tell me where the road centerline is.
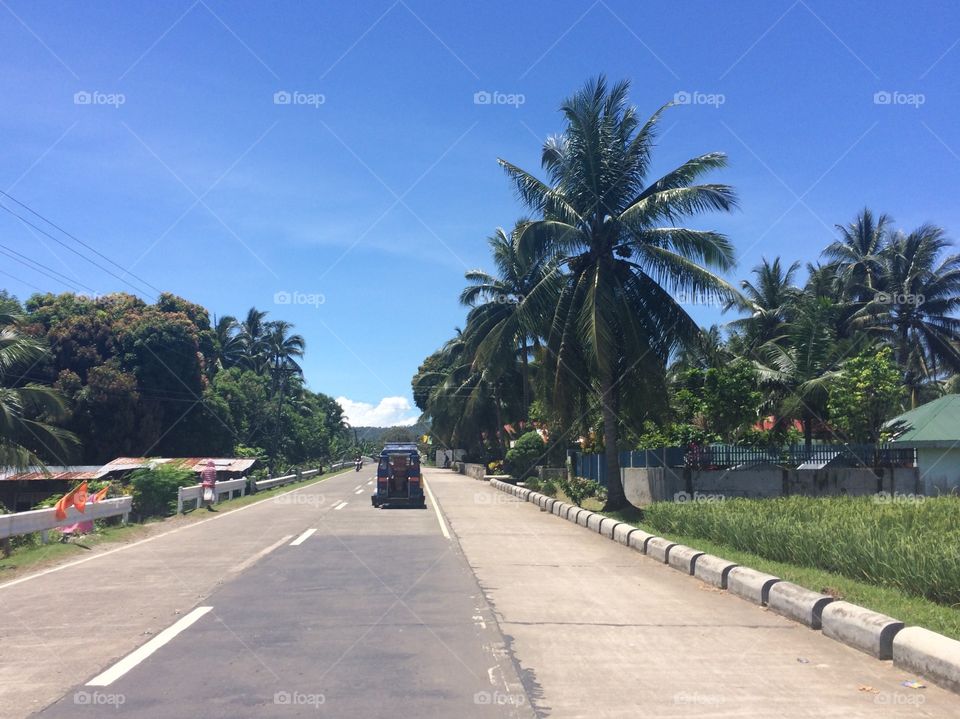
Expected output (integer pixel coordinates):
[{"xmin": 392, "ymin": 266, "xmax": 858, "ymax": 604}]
[{"xmin": 290, "ymin": 528, "xmax": 317, "ymax": 546}]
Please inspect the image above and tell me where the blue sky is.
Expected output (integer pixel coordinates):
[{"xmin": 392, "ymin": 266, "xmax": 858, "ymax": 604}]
[{"xmin": 1, "ymin": 1, "xmax": 959, "ymax": 426}]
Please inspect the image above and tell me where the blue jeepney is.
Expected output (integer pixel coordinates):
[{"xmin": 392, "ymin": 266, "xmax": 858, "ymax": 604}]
[{"xmin": 371, "ymin": 443, "xmax": 425, "ymax": 508}]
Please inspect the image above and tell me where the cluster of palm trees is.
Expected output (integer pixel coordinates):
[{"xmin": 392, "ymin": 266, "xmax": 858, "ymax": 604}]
[
  {"xmin": 415, "ymin": 76, "xmax": 960, "ymax": 511},
  {"xmin": 725, "ymin": 211, "xmax": 960, "ymax": 435},
  {"xmin": 213, "ymin": 308, "xmax": 306, "ymax": 378}
]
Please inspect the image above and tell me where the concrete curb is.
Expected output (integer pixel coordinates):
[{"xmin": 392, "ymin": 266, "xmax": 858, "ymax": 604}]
[
  {"xmin": 667, "ymin": 545, "xmax": 704, "ymax": 575},
  {"xmin": 645, "ymin": 536, "xmax": 676, "ymax": 563},
  {"xmin": 487, "ymin": 478, "xmax": 960, "ymax": 696},
  {"xmin": 821, "ymin": 601, "xmax": 904, "ymax": 659},
  {"xmin": 767, "ymin": 581, "xmax": 834, "ymax": 629},
  {"xmin": 694, "ymin": 554, "xmax": 738, "ymax": 589},
  {"xmin": 893, "ymin": 627, "xmax": 960, "ymax": 693},
  {"xmin": 727, "ymin": 567, "xmax": 781, "ymax": 606}
]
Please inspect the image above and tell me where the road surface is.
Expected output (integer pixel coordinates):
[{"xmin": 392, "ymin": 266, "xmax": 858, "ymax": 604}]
[{"xmin": 2, "ymin": 467, "xmax": 959, "ymax": 717}]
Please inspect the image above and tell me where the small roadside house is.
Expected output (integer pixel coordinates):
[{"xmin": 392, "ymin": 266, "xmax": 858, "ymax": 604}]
[{"xmin": 886, "ymin": 395, "xmax": 960, "ymax": 495}]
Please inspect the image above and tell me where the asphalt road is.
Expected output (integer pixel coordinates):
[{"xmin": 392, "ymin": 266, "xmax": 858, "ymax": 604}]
[{"xmin": 29, "ymin": 470, "xmax": 533, "ymax": 718}]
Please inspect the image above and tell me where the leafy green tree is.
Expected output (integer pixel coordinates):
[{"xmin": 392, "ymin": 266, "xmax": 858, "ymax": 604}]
[
  {"xmin": 500, "ymin": 76, "xmax": 739, "ymax": 509},
  {"xmin": 828, "ymin": 346, "xmax": 904, "ymax": 443}
]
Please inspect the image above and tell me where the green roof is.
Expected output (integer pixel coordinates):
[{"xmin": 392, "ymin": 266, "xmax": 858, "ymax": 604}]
[{"xmin": 886, "ymin": 394, "xmax": 960, "ymax": 445}]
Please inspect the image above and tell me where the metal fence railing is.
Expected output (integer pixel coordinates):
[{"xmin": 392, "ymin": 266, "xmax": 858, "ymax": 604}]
[{"xmin": 573, "ymin": 443, "xmax": 916, "ymax": 481}]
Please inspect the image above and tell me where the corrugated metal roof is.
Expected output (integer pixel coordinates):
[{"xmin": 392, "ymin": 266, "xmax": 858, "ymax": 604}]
[
  {"xmin": 886, "ymin": 395, "xmax": 960, "ymax": 445},
  {"xmin": 95, "ymin": 457, "xmax": 257, "ymax": 477},
  {"xmin": 0, "ymin": 466, "xmax": 102, "ymax": 482}
]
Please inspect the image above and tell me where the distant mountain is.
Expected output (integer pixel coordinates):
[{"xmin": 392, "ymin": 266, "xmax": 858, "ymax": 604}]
[{"xmin": 353, "ymin": 421, "xmax": 431, "ymax": 445}]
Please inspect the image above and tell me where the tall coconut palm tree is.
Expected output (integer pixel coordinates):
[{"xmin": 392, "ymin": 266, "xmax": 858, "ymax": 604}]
[
  {"xmin": 265, "ymin": 320, "xmax": 306, "ymax": 377},
  {"xmin": 460, "ymin": 220, "xmax": 558, "ymax": 421},
  {"xmin": 1, "ymin": 314, "xmax": 78, "ymax": 471},
  {"xmin": 823, "ymin": 208, "xmax": 891, "ymax": 302},
  {"xmin": 865, "ymin": 225, "xmax": 960, "ymax": 405},
  {"xmin": 500, "ymin": 76, "xmax": 740, "ymax": 509},
  {"xmin": 239, "ymin": 307, "xmax": 270, "ymax": 373},
  {"xmin": 212, "ymin": 314, "xmax": 243, "ymax": 372},
  {"xmin": 727, "ymin": 257, "xmax": 800, "ymax": 352}
]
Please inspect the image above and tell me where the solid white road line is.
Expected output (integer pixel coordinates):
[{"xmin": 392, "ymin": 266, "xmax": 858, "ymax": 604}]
[
  {"xmin": 230, "ymin": 534, "xmax": 292, "ymax": 574},
  {"xmin": 290, "ymin": 528, "xmax": 317, "ymax": 546},
  {"xmin": 0, "ymin": 468, "xmax": 354, "ymax": 591},
  {"xmin": 421, "ymin": 478, "xmax": 450, "ymax": 539},
  {"xmin": 86, "ymin": 606, "xmax": 213, "ymax": 686},
  {"xmin": 334, "ymin": 501, "xmax": 348, "ymax": 510}
]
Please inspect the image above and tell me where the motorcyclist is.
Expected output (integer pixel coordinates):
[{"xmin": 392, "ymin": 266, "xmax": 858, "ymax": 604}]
[{"xmin": 354, "ymin": 453, "xmax": 363, "ymax": 471}]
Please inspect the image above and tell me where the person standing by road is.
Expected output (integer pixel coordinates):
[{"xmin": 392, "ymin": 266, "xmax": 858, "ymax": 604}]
[{"xmin": 201, "ymin": 460, "xmax": 217, "ymax": 512}]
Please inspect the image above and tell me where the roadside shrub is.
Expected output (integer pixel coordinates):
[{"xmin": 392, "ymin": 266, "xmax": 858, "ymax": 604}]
[
  {"xmin": 505, "ymin": 431, "xmax": 545, "ymax": 479},
  {"xmin": 487, "ymin": 460, "xmax": 504, "ymax": 475},
  {"xmin": 560, "ymin": 476, "xmax": 605, "ymax": 507},
  {"xmin": 643, "ymin": 496, "xmax": 960, "ymax": 606},
  {"xmin": 130, "ymin": 465, "xmax": 196, "ymax": 518}
]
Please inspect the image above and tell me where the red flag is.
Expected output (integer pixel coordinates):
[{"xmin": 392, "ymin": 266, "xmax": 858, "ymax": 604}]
[
  {"xmin": 92, "ymin": 485, "xmax": 109, "ymax": 502},
  {"xmin": 54, "ymin": 482, "xmax": 86, "ymax": 521}
]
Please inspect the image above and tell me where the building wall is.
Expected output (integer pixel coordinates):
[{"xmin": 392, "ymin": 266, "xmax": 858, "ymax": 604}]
[
  {"xmin": 917, "ymin": 447, "xmax": 960, "ymax": 495},
  {"xmin": 622, "ymin": 466, "xmax": 921, "ymax": 507}
]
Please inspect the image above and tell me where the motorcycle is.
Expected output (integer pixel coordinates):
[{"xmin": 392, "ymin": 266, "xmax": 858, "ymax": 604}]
[{"xmin": 354, "ymin": 459, "xmax": 363, "ymax": 472}]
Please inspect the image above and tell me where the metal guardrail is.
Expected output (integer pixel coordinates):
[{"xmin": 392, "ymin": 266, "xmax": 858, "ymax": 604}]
[
  {"xmin": 0, "ymin": 497, "xmax": 132, "ymax": 542},
  {"xmin": 176, "ymin": 477, "xmax": 247, "ymax": 513}
]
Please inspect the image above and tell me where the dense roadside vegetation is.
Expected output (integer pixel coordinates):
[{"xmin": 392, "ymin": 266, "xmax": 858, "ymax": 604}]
[
  {"xmin": 0, "ymin": 290, "xmax": 352, "ymax": 479},
  {"xmin": 413, "ymin": 76, "xmax": 960, "ymax": 510}
]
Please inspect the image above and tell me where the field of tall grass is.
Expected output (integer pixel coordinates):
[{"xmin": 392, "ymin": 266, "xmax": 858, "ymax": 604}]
[{"xmin": 642, "ymin": 496, "xmax": 960, "ymax": 606}]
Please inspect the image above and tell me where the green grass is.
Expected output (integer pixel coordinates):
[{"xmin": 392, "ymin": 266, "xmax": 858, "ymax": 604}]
[
  {"xmin": 0, "ymin": 467, "xmax": 351, "ymax": 579},
  {"xmin": 641, "ymin": 496, "xmax": 960, "ymax": 605}
]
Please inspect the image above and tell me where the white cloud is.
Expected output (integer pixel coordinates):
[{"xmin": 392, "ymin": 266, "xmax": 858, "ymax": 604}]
[{"xmin": 336, "ymin": 396, "xmax": 419, "ymax": 427}]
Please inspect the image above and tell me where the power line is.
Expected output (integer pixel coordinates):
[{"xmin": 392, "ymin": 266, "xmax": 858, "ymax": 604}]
[
  {"xmin": 0, "ymin": 268, "xmax": 43, "ymax": 293},
  {"xmin": 0, "ymin": 202, "xmax": 157, "ymax": 299},
  {"xmin": 0, "ymin": 190, "xmax": 163, "ymax": 295},
  {"xmin": 0, "ymin": 243, "xmax": 98, "ymax": 294}
]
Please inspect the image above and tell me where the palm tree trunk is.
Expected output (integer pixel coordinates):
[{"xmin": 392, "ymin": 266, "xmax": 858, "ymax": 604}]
[
  {"xmin": 493, "ymin": 386, "xmax": 506, "ymax": 459},
  {"xmin": 520, "ymin": 339, "xmax": 530, "ymax": 421},
  {"xmin": 600, "ymin": 363, "xmax": 625, "ymax": 510},
  {"xmin": 803, "ymin": 413, "xmax": 813, "ymax": 449}
]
